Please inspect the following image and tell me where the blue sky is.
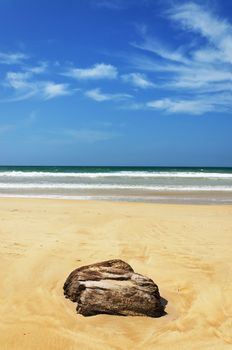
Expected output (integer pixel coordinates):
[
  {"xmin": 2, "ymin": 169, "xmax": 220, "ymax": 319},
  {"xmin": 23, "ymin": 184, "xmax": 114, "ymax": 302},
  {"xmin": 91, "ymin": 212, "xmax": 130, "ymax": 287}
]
[{"xmin": 0, "ymin": 0, "xmax": 232, "ymax": 166}]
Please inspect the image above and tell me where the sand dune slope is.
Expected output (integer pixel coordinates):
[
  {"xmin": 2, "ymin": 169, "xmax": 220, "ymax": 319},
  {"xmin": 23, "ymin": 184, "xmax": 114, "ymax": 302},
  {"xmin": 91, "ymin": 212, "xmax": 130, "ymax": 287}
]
[{"xmin": 0, "ymin": 198, "xmax": 232, "ymax": 349}]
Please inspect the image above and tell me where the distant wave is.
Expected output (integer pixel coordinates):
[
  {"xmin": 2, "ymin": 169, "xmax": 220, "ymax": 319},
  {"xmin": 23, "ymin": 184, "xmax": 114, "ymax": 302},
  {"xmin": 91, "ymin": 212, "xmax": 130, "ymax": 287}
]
[
  {"xmin": 0, "ymin": 171, "xmax": 232, "ymax": 179},
  {"xmin": 0, "ymin": 183, "xmax": 232, "ymax": 191}
]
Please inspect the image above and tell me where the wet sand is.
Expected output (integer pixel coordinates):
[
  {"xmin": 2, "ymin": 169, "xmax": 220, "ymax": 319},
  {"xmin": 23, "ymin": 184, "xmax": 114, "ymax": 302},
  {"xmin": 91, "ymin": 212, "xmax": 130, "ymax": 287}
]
[{"xmin": 0, "ymin": 198, "xmax": 231, "ymax": 349}]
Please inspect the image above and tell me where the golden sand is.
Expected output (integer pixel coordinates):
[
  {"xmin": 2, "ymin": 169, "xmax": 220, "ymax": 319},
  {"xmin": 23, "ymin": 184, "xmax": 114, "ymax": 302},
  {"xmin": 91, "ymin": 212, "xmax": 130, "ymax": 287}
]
[{"xmin": 0, "ymin": 198, "xmax": 231, "ymax": 349}]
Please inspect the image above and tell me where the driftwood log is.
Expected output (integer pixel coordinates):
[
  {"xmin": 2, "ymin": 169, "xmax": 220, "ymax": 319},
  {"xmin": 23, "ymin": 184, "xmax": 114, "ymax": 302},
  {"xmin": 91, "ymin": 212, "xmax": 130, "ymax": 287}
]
[{"xmin": 63, "ymin": 259, "xmax": 164, "ymax": 317}]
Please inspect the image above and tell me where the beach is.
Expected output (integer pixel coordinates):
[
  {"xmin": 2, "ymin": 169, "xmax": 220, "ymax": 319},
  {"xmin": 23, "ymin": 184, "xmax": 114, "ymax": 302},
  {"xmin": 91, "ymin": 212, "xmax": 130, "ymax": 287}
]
[{"xmin": 0, "ymin": 197, "xmax": 231, "ymax": 349}]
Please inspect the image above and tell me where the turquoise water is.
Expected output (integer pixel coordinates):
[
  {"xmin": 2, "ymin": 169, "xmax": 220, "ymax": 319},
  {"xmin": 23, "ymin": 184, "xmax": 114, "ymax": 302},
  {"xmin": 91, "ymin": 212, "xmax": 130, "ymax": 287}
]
[
  {"xmin": 0, "ymin": 166, "xmax": 232, "ymax": 203},
  {"xmin": 0, "ymin": 166, "xmax": 232, "ymax": 174}
]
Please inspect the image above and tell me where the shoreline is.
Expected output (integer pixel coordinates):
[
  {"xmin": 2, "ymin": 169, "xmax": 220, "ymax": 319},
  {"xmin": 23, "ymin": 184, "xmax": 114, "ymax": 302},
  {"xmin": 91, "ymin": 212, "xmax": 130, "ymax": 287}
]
[{"xmin": 0, "ymin": 190, "xmax": 232, "ymax": 205}]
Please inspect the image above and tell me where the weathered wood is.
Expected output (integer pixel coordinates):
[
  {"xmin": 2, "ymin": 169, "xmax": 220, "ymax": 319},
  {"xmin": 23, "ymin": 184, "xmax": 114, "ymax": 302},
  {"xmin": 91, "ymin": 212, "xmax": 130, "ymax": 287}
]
[{"xmin": 63, "ymin": 259, "xmax": 164, "ymax": 317}]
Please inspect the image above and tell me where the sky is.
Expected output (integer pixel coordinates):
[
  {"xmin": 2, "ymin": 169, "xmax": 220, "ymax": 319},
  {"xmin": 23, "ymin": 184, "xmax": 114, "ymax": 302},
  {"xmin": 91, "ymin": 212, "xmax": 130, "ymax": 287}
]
[{"xmin": 0, "ymin": 0, "xmax": 232, "ymax": 166}]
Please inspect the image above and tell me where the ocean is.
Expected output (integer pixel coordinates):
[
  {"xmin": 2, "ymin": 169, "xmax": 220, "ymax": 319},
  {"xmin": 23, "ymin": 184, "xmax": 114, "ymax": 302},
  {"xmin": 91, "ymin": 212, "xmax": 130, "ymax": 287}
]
[{"xmin": 0, "ymin": 166, "xmax": 232, "ymax": 204}]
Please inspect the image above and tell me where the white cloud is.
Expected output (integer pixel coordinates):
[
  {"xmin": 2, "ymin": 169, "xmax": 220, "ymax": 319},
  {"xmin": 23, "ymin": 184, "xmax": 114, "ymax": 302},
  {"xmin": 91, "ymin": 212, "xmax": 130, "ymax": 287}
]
[
  {"xmin": 85, "ymin": 88, "xmax": 132, "ymax": 102},
  {"xmin": 132, "ymin": 37, "xmax": 189, "ymax": 64},
  {"xmin": 147, "ymin": 98, "xmax": 215, "ymax": 115},
  {"xmin": 128, "ymin": 2, "xmax": 232, "ymax": 114},
  {"xmin": 122, "ymin": 72, "xmax": 155, "ymax": 88},
  {"xmin": 168, "ymin": 2, "xmax": 232, "ymax": 64},
  {"xmin": 65, "ymin": 63, "xmax": 118, "ymax": 80},
  {"xmin": 25, "ymin": 61, "xmax": 48, "ymax": 74},
  {"xmin": 131, "ymin": 55, "xmax": 232, "ymax": 91},
  {"xmin": 169, "ymin": 3, "xmax": 228, "ymax": 40},
  {"xmin": 43, "ymin": 82, "xmax": 71, "ymax": 99},
  {"xmin": 6, "ymin": 71, "xmax": 32, "ymax": 90},
  {"xmin": 5, "ymin": 70, "xmax": 73, "ymax": 101},
  {"xmin": 0, "ymin": 52, "xmax": 28, "ymax": 65},
  {"xmin": 168, "ymin": 67, "xmax": 232, "ymax": 91},
  {"xmin": 192, "ymin": 48, "xmax": 223, "ymax": 63},
  {"xmin": 85, "ymin": 88, "xmax": 110, "ymax": 101}
]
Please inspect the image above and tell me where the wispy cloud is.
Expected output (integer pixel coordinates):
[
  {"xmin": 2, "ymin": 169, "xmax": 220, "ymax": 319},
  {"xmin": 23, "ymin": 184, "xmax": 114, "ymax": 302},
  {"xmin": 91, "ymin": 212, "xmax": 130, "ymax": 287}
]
[
  {"xmin": 65, "ymin": 63, "xmax": 118, "ymax": 80},
  {"xmin": 43, "ymin": 82, "xmax": 71, "ymax": 99},
  {"xmin": 130, "ymin": 2, "xmax": 232, "ymax": 114},
  {"xmin": 132, "ymin": 36, "xmax": 189, "ymax": 64},
  {"xmin": 85, "ymin": 88, "xmax": 132, "ymax": 102},
  {"xmin": 6, "ymin": 71, "xmax": 32, "ymax": 90},
  {"xmin": 168, "ymin": 2, "xmax": 232, "ymax": 64},
  {"xmin": 25, "ymin": 61, "xmax": 48, "ymax": 74},
  {"xmin": 122, "ymin": 72, "xmax": 155, "ymax": 88},
  {"xmin": 4, "ymin": 70, "xmax": 73, "ymax": 101},
  {"xmin": 0, "ymin": 52, "xmax": 28, "ymax": 65},
  {"xmin": 147, "ymin": 98, "xmax": 215, "ymax": 115}
]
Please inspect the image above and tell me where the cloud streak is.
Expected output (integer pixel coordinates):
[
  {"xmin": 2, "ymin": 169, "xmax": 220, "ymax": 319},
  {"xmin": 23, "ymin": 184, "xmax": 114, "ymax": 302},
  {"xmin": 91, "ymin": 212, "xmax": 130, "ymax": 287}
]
[
  {"xmin": 43, "ymin": 82, "xmax": 72, "ymax": 99},
  {"xmin": 65, "ymin": 63, "xmax": 118, "ymax": 80},
  {"xmin": 131, "ymin": 2, "xmax": 232, "ymax": 114},
  {"xmin": 0, "ymin": 52, "xmax": 28, "ymax": 65},
  {"xmin": 5, "ymin": 70, "xmax": 73, "ymax": 101},
  {"xmin": 168, "ymin": 2, "xmax": 232, "ymax": 64},
  {"xmin": 85, "ymin": 88, "xmax": 132, "ymax": 102},
  {"xmin": 147, "ymin": 98, "xmax": 215, "ymax": 115},
  {"xmin": 122, "ymin": 72, "xmax": 155, "ymax": 88}
]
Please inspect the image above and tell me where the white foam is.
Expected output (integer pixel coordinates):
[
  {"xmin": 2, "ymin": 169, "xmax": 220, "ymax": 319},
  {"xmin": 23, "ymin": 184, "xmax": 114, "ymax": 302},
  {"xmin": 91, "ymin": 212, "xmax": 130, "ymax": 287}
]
[
  {"xmin": 0, "ymin": 170, "xmax": 232, "ymax": 179},
  {"xmin": 0, "ymin": 183, "xmax": 231, "ymax": 191}
]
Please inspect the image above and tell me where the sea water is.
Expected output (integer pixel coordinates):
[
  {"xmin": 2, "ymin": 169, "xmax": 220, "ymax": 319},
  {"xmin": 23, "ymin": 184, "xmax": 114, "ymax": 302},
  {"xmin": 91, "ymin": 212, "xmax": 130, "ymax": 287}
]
[{"xmin": 0, "ymin": 166, "xmax": 232, "ymax": 203}]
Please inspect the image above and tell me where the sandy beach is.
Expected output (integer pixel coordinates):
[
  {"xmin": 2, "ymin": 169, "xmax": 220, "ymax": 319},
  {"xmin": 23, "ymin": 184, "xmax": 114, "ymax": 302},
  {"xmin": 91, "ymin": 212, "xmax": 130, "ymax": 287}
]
[{"xmin": 0, "ymin": 198, "xmax": 231, "ymax": 349}]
